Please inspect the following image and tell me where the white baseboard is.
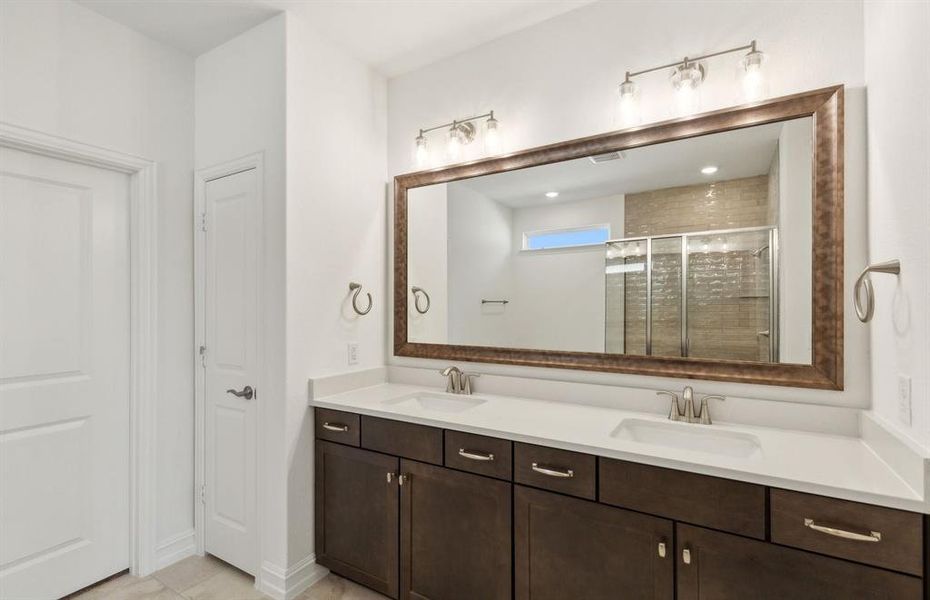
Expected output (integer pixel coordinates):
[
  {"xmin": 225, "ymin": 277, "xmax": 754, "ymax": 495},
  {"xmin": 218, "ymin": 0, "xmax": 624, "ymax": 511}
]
[
  {"xmin": 154, "ymin": 529, "xmax": 197, "ymax": 571},
  {"xmin": 259, "ymin": 554, "xmax": 328, "ymax": 600}
]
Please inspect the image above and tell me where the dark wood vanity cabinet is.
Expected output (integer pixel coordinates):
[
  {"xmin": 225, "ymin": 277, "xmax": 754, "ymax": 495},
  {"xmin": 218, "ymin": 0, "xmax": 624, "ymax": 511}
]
[
  {"xmin": 315, "ymin": 441, "xmax": 399, "ymax": 597},
  {"xmin": 676, "ymin": 524, "xmax": 923, "ymax": 599},
  {"xmin": 314, "ymin": 409, "xmax": 928, "ymax": 600},
  {"xmin": 514, "ymin": 485, "xmax": 674, "ymax": 600},
  {"xmin": 400, "ymin": 460, "xmax": 511, "ymax": 600}
]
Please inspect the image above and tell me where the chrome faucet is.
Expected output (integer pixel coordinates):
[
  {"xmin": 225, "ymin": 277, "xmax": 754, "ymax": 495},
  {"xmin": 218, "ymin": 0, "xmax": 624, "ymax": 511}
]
[
  {"xmin": 439, "ymin": 366, "xmax": 479, "ymax": 395},
  {"xmin": 657, "ymin": 386, "xmax": 726, "ymax": 424}
]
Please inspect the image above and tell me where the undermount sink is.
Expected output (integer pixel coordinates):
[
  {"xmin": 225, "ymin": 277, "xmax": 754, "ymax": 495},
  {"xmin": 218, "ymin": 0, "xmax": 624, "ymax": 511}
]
[
  {"xmin": 610, "ymin": 418, "xmax": 762, "ymax": 458},
  {"xmin": 383, "ymin": 392, "xmax": 487, "ymax": 414}
]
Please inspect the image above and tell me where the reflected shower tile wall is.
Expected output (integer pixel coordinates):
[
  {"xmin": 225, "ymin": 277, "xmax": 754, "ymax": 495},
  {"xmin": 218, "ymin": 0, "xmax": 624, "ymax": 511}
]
[
  {"xmin": 614, "ymin": 175, "xmax": 772, "ymax": 361},
  {"xmin": 624, "ymin": 175, "xmax": 771, "ymax": 236}
]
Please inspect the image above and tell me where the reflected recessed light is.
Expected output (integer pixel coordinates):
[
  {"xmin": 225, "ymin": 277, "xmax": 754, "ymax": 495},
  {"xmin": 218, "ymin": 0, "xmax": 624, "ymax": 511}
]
[
  {"xmin": 545, "ymin": 191, "xmax": 559, "ymax": 198},
  {"xmin": 701, "ymin": 165, "xmax": 718, "ymax": 175}
]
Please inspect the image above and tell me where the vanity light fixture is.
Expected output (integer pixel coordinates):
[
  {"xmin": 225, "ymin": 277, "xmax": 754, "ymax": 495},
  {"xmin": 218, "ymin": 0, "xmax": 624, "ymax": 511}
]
[
  {"xmin": 701, "ymin": 165, "xmax": 719, "ymax": 175},
  {"xmin": 545, "ymin": 191, "xmax": 560, "ymax": 198},
  {"xmin": 413, "ymin": 110, "xmax": 501, "ymax": 168},
  {"xmin": 618, "ymin": 40, "xmax": 767, "ymax": 122}
]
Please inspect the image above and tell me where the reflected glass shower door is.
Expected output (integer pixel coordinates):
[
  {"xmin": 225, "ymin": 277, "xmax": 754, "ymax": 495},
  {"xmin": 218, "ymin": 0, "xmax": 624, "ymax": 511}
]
[
  {"xmin": 650, "ymin": 237, "xmax": 683, "ymax": 357},
  {"xmin": 605, "ymin": 240, "xmax": 647, "ymax": 355},
  {"xmin": 685, "ymin": 228, "xmax": 775, "ymax": 362}
]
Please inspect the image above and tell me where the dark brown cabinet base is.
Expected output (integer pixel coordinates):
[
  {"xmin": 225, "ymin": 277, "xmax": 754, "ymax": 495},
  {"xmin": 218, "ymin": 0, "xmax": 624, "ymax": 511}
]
[
  {"xmin": 314, "ymin": 409, "xmax": 927, "ymax": 600},
  {"xmin": 315, "ymin": 441, "xmax": 399, "ymax": 597},
  {"xmin": 676, "ymin": 524, "xmax": 923, "ymax": 600},
  {"xmin": 400, "ymin": 460, "xmax": 511, "ymax": 600},
  {"xmin": 515, "ymin": 485, "xmax": 673, "ymax": 600}
]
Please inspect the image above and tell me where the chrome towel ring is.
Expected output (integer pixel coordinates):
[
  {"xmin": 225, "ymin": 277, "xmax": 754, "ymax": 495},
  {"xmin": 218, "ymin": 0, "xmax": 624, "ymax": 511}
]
[
  {"xmin": 411, "ymin": 286, "xmax": 431, "ymax": 314},
  {"xmin": 854, "ymin": 260, "xmax": 900, "ymax": 323},
  {"xmin": 348, "ymin": 282, "xmax": 372, "ymax": 315}
]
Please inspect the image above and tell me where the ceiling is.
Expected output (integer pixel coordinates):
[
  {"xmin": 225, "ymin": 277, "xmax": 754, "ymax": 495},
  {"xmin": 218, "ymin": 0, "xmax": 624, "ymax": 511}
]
[
  {"xmin": 77, "ymin": 0, "xmax": 594, "ymax": 76},
  {"xmin": 76, "ymin": 1, "xmax": 282, "ymax": 57},
  {"xmin": 456, "ymin": 119, "xmax": 809, "ymax": 209},
  {"xmin": 276, "ymin": 0, "xmax": 594, "ymax": 76}
]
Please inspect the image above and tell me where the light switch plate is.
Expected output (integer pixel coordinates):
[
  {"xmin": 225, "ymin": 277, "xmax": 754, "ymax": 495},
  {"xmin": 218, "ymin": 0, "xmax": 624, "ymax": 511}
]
[
  {"xmin": 347, "ymin": 342, "xmax": 359, "ymax": 366},
  {"xmin": 897, "ymin": 374, "xmax": 912, "ymax": 426}
]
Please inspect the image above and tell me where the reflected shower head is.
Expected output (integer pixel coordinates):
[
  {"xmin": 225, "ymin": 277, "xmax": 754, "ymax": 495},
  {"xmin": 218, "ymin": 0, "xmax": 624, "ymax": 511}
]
[{"xmin": 751, "ymin": 245, "xmax": 770, "ymax": 257}]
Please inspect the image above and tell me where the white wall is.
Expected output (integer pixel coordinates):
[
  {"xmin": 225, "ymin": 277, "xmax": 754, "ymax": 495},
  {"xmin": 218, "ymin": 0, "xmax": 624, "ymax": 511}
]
[
  {"xmin": 194, "ymin": 14, "xmax": 289, "ymax": 570},
  {"xmin": 864, "ymin": 0, "xmax": 930, "ymax": 449},
  {"xmin": 777, "ymin": 119, "xmax": 813, "ymax": 364},
  {"xmin": 407, "ymin": 184, "xmax": 449, "ymax": 343},
  {"xmin": 509, "ymin": 195, "xmax": 624, "ymax": 352},
  {"xmin": 284, "ymin": 10, "xmax": 388, "ymax": 569},
  {"xmin": 387, "ymin": 0, "xmax": 870, "ymax": 408},
  {"xmin": 447, "ymin": 184, "xmax": 513, "ymax": 346},
  {"xmin": 0, "ymin": 0, "xmax": 196, "ymax": 557}
]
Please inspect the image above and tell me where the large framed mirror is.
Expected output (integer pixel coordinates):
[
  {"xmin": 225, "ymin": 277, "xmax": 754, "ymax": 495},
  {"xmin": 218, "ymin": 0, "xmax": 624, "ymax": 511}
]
[{"xmin": 394, "ymin": 86, "xmax": 843, "ymax": 389}]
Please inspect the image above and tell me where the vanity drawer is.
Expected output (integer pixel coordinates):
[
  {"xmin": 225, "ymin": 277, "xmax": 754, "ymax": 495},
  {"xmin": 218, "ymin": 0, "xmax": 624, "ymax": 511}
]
[
  {"xmin": 314, "ymin": 408, "xmax": 360, "ymax": 446},
  {"xmin": 513, "ymin": 443, "xmax": 596, "ymax": 500},
  {"xmin": 599, "ymin": 458, "xmax": 766, "ymax": 539},
  {"xmin": 361, "ymin": 416, "xmax": 443, "ymax": 465},
  {"xmin": 444, "ymin": 430, "xmax": 512, "ymax": 480},
  {"xmin": 770, "ymin": 489, "xmax": 923, "ymax": 576}
]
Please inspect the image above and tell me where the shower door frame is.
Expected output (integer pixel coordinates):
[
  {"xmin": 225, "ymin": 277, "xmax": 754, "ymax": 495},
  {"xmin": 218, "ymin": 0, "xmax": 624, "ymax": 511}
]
[{"xmin": 607, "ymin": 225, "xmax": 779, "ymax": 362}]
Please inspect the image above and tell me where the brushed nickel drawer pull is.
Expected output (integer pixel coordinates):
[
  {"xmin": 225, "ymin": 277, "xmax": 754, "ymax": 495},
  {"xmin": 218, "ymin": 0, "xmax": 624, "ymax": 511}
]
[
  {"xmin": 458, "ymin": 448, "xmax": 494, "ymax": 462},
  {"xmin": 803, "ymin": 518, "xmax": 882, "ymax": 543},
  {"xmin": 398, "ymin": 474, "xmax": 409, "ymax": 486},
  {"xmin": 657, "ymin": 542, "xmax": 667, "ymax": 558},
  {"xmin": 682, "ymin": 548, "xmax": 692, "ymax": 565},
  {"xmin": 322, "ymin": 422, "xmax": 349, "ymax": 432},
  {"xmin": 531, "ymin": 462, "xmax": 574, "ymax": 478}
]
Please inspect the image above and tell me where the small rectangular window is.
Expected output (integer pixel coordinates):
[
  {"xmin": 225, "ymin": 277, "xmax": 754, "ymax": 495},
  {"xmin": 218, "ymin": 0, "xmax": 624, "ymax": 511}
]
[{"xmin": 523, "ymin": 224, "xmax": 610, "ymax": 251}]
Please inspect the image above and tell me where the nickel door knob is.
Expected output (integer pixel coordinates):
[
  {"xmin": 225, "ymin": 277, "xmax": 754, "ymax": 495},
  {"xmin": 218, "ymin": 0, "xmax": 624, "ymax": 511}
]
[{"xmin": 226, "ymin": 385, "xmax": 254, "ymax": 400}]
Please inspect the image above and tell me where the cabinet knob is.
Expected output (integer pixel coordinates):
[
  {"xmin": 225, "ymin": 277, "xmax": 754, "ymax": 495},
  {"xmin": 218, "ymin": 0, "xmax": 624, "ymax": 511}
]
[
  {"xmin": 386, "ymin": 472, "xmax": 394, "ymax": 483},
  {"xmin": 657, "ymin": 542, "xmax": 667, "ymax": 558},
  {"xmin": 398, "ymin": 474, "xmax": 409, "ymax": 486},
  {"xmin": 682, "ymin": 547, "xmax": 692, "ymax": 565}
]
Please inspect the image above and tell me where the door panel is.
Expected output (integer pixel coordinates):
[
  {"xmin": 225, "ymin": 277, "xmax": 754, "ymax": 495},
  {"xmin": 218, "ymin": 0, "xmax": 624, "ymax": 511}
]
[
  {"xmin": 204, "ymin": 168, "xmax": 259, "ymax": 574},
  {"xmin": 0, "ymin": 146, "xmax": 130, "ymax": 599},
  {"xmin": 676, "ymin": 524, "xmax": 922, "ymax": 599},
  {"xmin": 315, "ymin": 441, "xmax": 399, "ymax": 598},
  {"xmin": 514, "ymin": 485, "xmax": 673, "ymax": 600},
  {"xmin": 400, "ymin": 460, "xmax": 511, "ymax": 600}
]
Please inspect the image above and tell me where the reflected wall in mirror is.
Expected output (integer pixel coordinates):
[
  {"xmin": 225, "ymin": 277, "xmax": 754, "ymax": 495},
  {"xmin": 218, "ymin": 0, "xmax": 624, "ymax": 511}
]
[
  {"xmin": 396, "ymin": 87, "xmax": 843, "ymax": 389},
  {"xmin": 408, "ymin": 118, "xmax": 813, "ymax": 365}
]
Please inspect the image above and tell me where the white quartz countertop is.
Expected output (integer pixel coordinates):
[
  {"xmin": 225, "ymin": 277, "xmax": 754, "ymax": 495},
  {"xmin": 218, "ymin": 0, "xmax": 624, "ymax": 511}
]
[{"xmin": 310, "ymin": 383, "xmax": 927, "ymax": 513}]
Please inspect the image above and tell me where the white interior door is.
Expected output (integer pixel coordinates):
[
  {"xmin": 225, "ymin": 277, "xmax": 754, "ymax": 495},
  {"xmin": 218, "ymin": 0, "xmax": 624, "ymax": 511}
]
[
  {"xmin": 0, "ymin": 147, "xmax": 130, "ymax": 599},
  {"xmin": 203, "ymin": 168, "xmax": 258, "ymax": 575}
]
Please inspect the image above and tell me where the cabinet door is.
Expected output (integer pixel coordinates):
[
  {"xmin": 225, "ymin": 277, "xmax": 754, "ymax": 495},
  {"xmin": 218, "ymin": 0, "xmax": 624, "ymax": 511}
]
[
  {"xmin": 514, "ymin": 485, "xmax": 673, "ymax": 600},
  {"xmin": 400, "ymin": 459, "xmax": 512, "ymax": 600},
  {"xmin": 676, "ymin": 524, "xmax": 923, "ymax": 600},
  {"xmin": 315, "ymin": 441, "xmax": 399, "ymax": 598}
]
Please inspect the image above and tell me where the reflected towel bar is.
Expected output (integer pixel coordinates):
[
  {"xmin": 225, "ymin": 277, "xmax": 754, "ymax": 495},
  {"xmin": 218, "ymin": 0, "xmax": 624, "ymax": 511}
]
[
  {"xmin": 481, "ymin": 299, "xmax": 509, "ymax": 305},
  {"xmin": 854, "ymin": 260, "xmax": 900, "ymax": 323}
]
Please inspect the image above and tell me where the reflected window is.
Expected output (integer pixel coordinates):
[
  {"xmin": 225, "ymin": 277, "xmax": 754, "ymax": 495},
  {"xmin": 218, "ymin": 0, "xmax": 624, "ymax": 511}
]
[{"xmin": 523, "ymin": 224, "xmax": 610, "ymax": 251}]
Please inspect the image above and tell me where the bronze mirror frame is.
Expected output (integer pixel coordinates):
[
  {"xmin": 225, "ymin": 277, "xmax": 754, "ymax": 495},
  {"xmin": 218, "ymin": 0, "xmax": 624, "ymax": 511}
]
[{"xmin": 394, "ymin": 86, "xmax": 843, "ymax": 390}]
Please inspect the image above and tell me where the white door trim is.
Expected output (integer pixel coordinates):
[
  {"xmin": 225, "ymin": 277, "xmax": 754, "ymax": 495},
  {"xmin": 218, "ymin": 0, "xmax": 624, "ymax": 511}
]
[
  {"xmin": 0, "ymin": 121, "xmax": 159, "ymax": 576},
  {"xmin": 193, "ymin": 154, "xmax": 264, "ymax": 569}
]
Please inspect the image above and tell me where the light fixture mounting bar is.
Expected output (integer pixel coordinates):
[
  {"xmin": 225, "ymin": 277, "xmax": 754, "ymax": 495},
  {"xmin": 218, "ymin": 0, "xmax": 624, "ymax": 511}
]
[
  {"xmin": 419, "ymin": 111, "xmax": 496, "ymax": 135},
  {"xmin": 625, "ymin": 41, "xmax": 757, "ymax": 81}
]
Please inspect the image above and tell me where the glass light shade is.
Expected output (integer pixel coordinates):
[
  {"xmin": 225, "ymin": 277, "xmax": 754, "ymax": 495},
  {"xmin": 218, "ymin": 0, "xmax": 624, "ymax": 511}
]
[
  {"xmin": 484, "ymin": 116, "xmax": 501, "ymax": 154},
  {"xmin": 447, "ymin": 126, "xmax": 463, "ymax": 161},
  {"xmin": 670, "ymin": 62, "xmax": 703, "ymax": 116},
  {"xmin": 618, "ymin": 80, "xmax": 640, "ymax": 127},
  {"xmin": 741, "ymin": 50, "xmax": 767, "ymax": 101},
  {"xmin": 414, "ymin": 135, "xmax": 429, "ymax": 168}
]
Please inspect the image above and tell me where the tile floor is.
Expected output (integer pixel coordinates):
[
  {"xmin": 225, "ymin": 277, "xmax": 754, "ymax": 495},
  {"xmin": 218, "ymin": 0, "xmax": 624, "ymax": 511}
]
[{"xmin": 68, "ymin": 554, "xmax": 388, "ymax": 600}]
